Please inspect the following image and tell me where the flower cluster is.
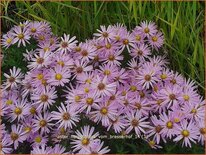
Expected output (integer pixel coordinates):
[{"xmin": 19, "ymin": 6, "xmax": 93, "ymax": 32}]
[{"xmin": 1, "ymin": 20, "xmax": 205, "ymax": 154}]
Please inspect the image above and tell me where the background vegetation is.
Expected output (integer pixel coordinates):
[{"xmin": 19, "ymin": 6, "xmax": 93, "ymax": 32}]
[{"xmin": 0, "ymin": 1, "xmax": 205, "ymax": 154}]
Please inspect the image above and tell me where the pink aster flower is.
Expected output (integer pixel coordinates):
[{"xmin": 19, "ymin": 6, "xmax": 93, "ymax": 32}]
[
  {"xmin": 94, "ymin": 25, "xmax": 115, "ymax": 43},
  {"xmin": 138, "ymin": 21, "xmax": 158, "ymax": 37},
  {"xmin": 27, "ymin": 21, "xmax": 44, "ymax": 37},
  {"xmin": 31, "ymin": 145, "xmax": 52, "ymax": 154},
  {"xmin": 92, "ymin": 75, "xmax": 117, "ymax": 97},
  {"xmin": 148, "ymin": 31, "xmax": 164, "ymax": 50},
  {"xmin": 9, "ymin": 99, "xmax": 30, "ymax": 122},
  {"xmin": 125, "ymin": 110, "xmax": 150, "ymax": 136},
  {"xmin": 51, "ymin": 102, "xmax": 80, "ymax": 130},
  {"xmin": 48, "ymin": 65, "xmax": 71, "ymax": 86},
  {"xmin": 11, "ymin": 25, "xmax": 31, "ymax": 47},
  {"xmin": 130, "ymin": 43, "xmax": 151, "ymax": 60},
  {"xmin": 196, "ymin": 119, "xmax": 206, "ymax": 145},
  {"xmin": 8, "ymin": 124, "xmax": 27, "ymax": 150},
  {"xmin": 54, "ymin": 52, "xmax": 74, "ymax": 68},
  {"xmin": 90, "ymin": 101, "xmax": 117, "ymax": 127},
  {"xmin": 80, "ymin": 139, "xmax": 110, "ymax": 154},
  {"xmin": 1, "ymin": 135, "xmax": 13, "ymax": 154},
  {"xmin": 146, "ymin": 115, "xmax": 165, "ymax": 144},
  {"xmin": 33, "ymin": 112, "xmax": 53, "ymax": 134},
  {"xmin": 173, "ymin": 120, "xmax": 198, "ymax": 147},
  {"xmin": 71, "ymin": 125, "xmax": 99, "ymax": 153},
  {"xmin": 136, "ymin": 65, "xmax": 159, "ymax": 89},
  {"xmin": 159, "ymin": 112, "xmax": 176, "ymax": 139},
  {"xmin": 102, "ymin": 50, "xmax": 123, "ymax": 66},
  {"xmin": 3, "ymin": 66, "xmax": 24, "ymax": 90},
  {"xmin": 131, "ymin": 27, "xmax": 146, "ymax": 45},
  {"xmin": 31, "ymin": 133, "xmax": 48, "ymax": 147},
  {"xmin": 1, "ymin": 32, "xmax": 14, "ymax": 49},
  {"xmin": 31, "ymin": 86, "xmax": 57, "ymax": 111},
  {"xmin": 28, "ymin": 51, "xmax": 52, "ymax": 70},
  {"xmin": 58, "ymin": 33, "xmax": 78, "ymax": 53}
]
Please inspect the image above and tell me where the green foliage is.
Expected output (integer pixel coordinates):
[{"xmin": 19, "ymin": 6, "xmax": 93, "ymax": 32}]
[{"xmin": 1, "ymin": 1, "xmax": 205, "ymax": 154}]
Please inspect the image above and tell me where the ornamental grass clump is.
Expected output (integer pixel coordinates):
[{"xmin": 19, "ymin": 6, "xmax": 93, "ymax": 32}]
[{"xmin": 1, "ymin": 20, "xmax": 205, "ymax": 154}]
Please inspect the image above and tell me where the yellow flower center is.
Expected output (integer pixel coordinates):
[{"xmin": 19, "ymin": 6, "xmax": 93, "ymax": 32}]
[
  {"xmin": 75, "ymin": 47, "xmax": 81, "ymax": 52},
  {"xmin": 55, "ymin": 73, "xmax": 62, "ymax": 80},
  {"xmin": 43, "ymin": 47, "xmax": 50, "ymax": 52},
  {"xmin": 144, "ymin": 74, "xmax": 151, "ymax": 81},
  {"xmin": 37, "ymin": 73, "xmax": 44, "ymax": 80},
  {"xmin": 30, "ymin": 107, "xmax": 36, "ymax": 114},
  {"xmin": 76, "ymin": 67, "xmax": 83, "ymax": 73},
  {"xmin": 100, "ymin": 107, "xmax": 108, "ymax": 115},
  {"xmin": 105, "ymin": 43, "xmax": 112, "ymax": 49},
  {"xmin": 10, "ymin": 132, "xmax": 19, "ymax": 141},
  {"xmin": 85, "ymin": 79, "xmax": 91, "ymax": 84},
  {"xmin": 102, "ymin": 32, "xmax": 108, "ymax": 38},
  {"xmin": 156, "ymin": 99, "xmax": 163, "ymax": 105},
  {"xmin": 18, "ymin": 33, "xmax": 24, "ymax": 39},
  {"xmin": 115, "ymin": 36, "xmax": 120, "ymax": 41},
  {"xmin": 152, "ymin": 36, "xmax": 158, "ymax": 42},
  {"xmin": 86, "ymin": 98, "xmax": 94, "ymax": 105},
  {"xmin": 40, "ymin": 95, "xmax": 48, "ymax": 102},
  {"xmin": 31, "ymin": 28, "xmax": 36, "ymax": 33},
  {"xmin": 174, "ymin": 118, "xmax": 180, "ymax": 123},
  {"xmin": 191, "ymin": 108, "xmax": 197, "ymax": 114},
  {"xmin": 144, "ymin": 27, "xmax": 150, "ymax": 33},
  {"xmin": 155, "ymin": 125, "xmax": 162, "ymax": 133},
  {"xmin": 136, "ymin": 35, "xmax": 141, "ymax": 41},
  {"xmin": 57, "ymin": 61, "xmax": 65, "ymax": 67},
  {"xmin": 84, "ymin": 87, "xmax": 90, "ymax": 93},
  {"xmin": 200, "ymin": 128, "xmax": 206, "ymax": 135},
  {"xmin": 24, "ymin": 126, "xmax": 32, "ymax": 133},
  {"xmin": 62, "ymin": 112, "xmax": 70, "ymax": 120},
  {"xmin": 81, "ymin": 50, "xmax": 88, "ymax": 56},
  {"xmin": 98, "ymin": 83, "xmax": 105, "ymax": 90},
  {"xmin": 14, "ymin": 107, "xmax": 22, "ymax": 115},
  {"xmin": 123, "ymin": 39, "xmax": 129, "ymax": 45},
  {"xmin": 41, "ymin": 79, "xmax": 47, "ymax": 86},
  {"xmin": 39, "ymin": 120, "xmax": 47, "ymax": 127},
  {"xmin": 9, "ymin": 76, "xmax": 15, "ymax": 82},
  {"xmin": 36, "ymin": 58, "xmax": 44, "ymax": 64},
  {"xmin": 81, "ymin": 137, "xmax": 90, "ymax": 145},
  {"xmin": 183, "ymin": 95, "xmax": 190, "ymax": 101},
  {"xmin": 6, "ymin": 99, "xmax": 13, "ymax": 105},
  {"xmin": 166, "ymin": 121, "xmax": 173, "ymax": 129},
  {"xmin": 160, "ymin": 74, "xmax": 167, "ymax": 79},
  {"xmin": 130, "ymin": 85, "xmax": 137, "ymax": 92},
  {"xmin": 135, "ymin": 103, "xmax": 141, "ymax": 110},
  {"xmin": 181, "ymin": 130, "xmax": 190, "ymax": 137},
  {"xmin": 104, "ymin": 70, "xmax": 111, "ymax": 75},
  {"xmin": 75, "ymin": 95, "xmax": 81, "ymax": 102},
  {"xmin": 35, "ymin": 136, "xmax": 42, "ymax": 143},
  {"xmin": 121, "ymin": 90, "xmax": 127, "ymax": 96},
  {"xmin": 169, "ymin": 94, "xmax": 176, "ymax": 100},
  {"xmin": 6, "ymin": 38, "xmax": 12, "ymax": 44},
  {"xmin": 108, "ymin": 55, "xmax": 115, "ymax": 61},
  {"xmin": 39, "ymin": 35, "xmax": 45, "ymax": 41},
  {"xmin": 131, "ymin": 119, "xmax": 139, "ymax": 127}
]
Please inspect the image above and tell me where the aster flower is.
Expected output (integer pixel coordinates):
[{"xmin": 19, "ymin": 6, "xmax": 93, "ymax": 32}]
[
  {"xmin": 94, "ymin": 25, "xmax": 115, "ymax": 43},
  {"xmin": 92, "ymin": 75, "xmax": 117, "ymax": 97},
  {"xmin": 102, "ymin": 50, "xmax": 123, "ymax": 66},
  {"xmin": 9, "ymin": 99, "xmax": 30, "ymax": 122},
  {"xmin": 159, "ymin": 112, "xmax": 176, "ymax": 139},
  {"xmin": 3, "ymin": 66, "xmax": 24, "ymax": 89},
  {"xmin": 31, "ymin": 133, "xmax": 48, "ymax": 147},
  {"xmin": 58, "ymin": 33, "xmax": 78, "ymax": 52},
  {"xmin": 138, "ymin": 21, "xmax": 157, "ymax": 37},
  {"xmin": 136, "ymin": 64, "xmax": 159, "ymax": 89},
  {"xmin": 1, "ymin": 32, "xmax": 14, "ymax": 49},
  {"xmin": 11, "ymin": 26, "xmax": 31, "ymax": 47},
  {"xmin": 48, "ymin": 65, "xmax": 71, "ymax": 86},
  {"xmin": 31, "ymin": 145, "xmax": 52, "ymax": 154},
  {"xmin": 80, "ymin": 139, "xmax": 110, "ymax": 154},
  {"xmin": 131, "ymin": 27, "xmax": 146, "ymax": 45},
  {"xmin": 125, "ymin": 110, "xmax": 150, "ymax": 136},
  {"xmin": 72, "ymin": 60, "xmax": 93, "ymax": 78},
  {"xmin": 8, "ymin": 124, "xmax": 27, "ymax": 150},
  {"xmin": 130, "ymin": 43, "xmax": 151, "ymax": 60},
  {"xmin": 51, "ymin": 102, "xmax": 80, "ymax": 130},
  {"xmin": 71, "ymin": 125, "xmax": 99, "ymax": 153},
  {"xmin": 54, "ymin": 52, "xmax": 74, "ymax": 68},
  {"xmin": 90, "ymin": 101, "xmax": 117, "ymax": 127},
  {"xmin": 27, "ymin": 21, "xmax": 44, "ymax": 37},
  {"xmin": 173, "ymin": 120, "xmax": 198, "ymax": 147},
  {"xmin": 33, "ymin": 112, "xmax": 53, "ymax": 134},
  {"xmin": 148, "ymin": 31, "xmax": 164, "ymax": 50},
  {"xmin": 28, "ymin": 51, "xmax": 52, "ymax": 70},
  {"xmin": 197, "ymin": 119, "xmax": 206, "ymax": 145},
  {"xmin": 31, "ymin": 86, "xmax": 57, "ymax": 111},
  {"xmin": 52, "ymin": 144, "xmax": 69, "ymax": 154},
  {"xmin": 1, "ymin": 134, "xmax": 13, "ymax": 154}
]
